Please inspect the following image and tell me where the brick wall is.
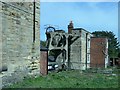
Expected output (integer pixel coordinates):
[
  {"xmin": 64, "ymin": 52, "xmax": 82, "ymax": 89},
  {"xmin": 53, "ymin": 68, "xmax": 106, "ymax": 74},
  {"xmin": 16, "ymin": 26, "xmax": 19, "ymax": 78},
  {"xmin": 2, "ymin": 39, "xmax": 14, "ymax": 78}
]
[
  {"xmin": 40, "ymin": 50, "xmax": 48, "ymax": 75},
  {"xmin": 90, "ymin": 37, "xmax": 108, "ymax": 68}
]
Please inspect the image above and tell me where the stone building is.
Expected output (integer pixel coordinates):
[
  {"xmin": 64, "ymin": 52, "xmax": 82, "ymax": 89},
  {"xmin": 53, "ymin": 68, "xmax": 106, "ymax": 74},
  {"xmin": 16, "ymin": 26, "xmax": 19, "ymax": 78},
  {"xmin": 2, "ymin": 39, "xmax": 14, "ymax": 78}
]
[
  {"xmin": 0, "ymin": 1, "xmax": 40, "ymax": 88},
  {"xmin": 46, "ymin": 22, "xmax": 109, "ymax": 71},
  {"xmin": 46, "ymin": 21, "xmax": 92, "ymax": 70},
  {"xmin": 68, "ymin": 22, "xmax": 91, "ymax": 70}
]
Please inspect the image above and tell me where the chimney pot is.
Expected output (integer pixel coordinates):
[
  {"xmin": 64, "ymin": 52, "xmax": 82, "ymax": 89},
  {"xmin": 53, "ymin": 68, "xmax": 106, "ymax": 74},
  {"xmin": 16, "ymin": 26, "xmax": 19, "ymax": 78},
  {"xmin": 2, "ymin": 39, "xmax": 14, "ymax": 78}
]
[{"xmin": 68, "ymin": 21, "xmax": 74, "ymax": 33}]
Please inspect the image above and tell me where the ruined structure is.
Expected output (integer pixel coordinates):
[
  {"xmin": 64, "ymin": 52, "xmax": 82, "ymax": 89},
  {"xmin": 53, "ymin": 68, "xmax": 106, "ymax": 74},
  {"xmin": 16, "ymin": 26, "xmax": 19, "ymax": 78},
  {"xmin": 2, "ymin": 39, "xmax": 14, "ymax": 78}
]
[
  {"xmin": 69, "ymin": 28, "xmax": 91, "ymax": 70},
  {"xmin": 46, "ymin": 26, "xmax": 69, "ymax": 70},
  {"xmin": 0, "ymin": 1, "xmax": 40, "ymax": 88},
  {"xmin": 46, "ymin": 22, "xmax": 109, "ymax": 70},
  {"xmin": 46, "ymin": 21, "xmax": 92, "ymax": 70}
]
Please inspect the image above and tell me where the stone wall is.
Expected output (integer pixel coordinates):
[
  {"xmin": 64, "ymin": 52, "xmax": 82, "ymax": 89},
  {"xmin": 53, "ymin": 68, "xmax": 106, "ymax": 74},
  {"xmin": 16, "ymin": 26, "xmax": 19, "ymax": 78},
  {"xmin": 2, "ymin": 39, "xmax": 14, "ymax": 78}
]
[
  {"xmin": 80, "ymin": 30, "xmax": 91, "ymax": 70},
  {"xmin": 0, "ymin": 2, "xmax": 2, "ymax": 88},
  {"xmin": 70, "ymin": 29, "xmax": 91, "ymax": 70},
  {"xmin": 69, "ymin": 30, "xmax": 81, "ymax": 69},
  {"xmin": 0, "ymin": 1, "xmax": 40, "ymax": 88}
]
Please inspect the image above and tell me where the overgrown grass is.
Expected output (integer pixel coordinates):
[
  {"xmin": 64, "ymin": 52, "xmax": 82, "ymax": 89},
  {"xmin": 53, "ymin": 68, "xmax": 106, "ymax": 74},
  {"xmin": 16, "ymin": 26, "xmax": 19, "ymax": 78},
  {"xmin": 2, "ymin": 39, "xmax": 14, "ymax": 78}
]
[{"xmin": 6, "ymin": 70, "xmax": 119, "ymax": 88}]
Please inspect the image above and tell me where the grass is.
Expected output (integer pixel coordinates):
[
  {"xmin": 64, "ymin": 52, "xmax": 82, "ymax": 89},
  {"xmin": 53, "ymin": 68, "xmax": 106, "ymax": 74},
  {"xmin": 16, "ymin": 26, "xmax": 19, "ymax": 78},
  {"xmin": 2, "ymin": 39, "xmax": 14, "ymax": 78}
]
[{"xmin": 6, "ymin": 70, "xmax": 119, "ymax": 88}]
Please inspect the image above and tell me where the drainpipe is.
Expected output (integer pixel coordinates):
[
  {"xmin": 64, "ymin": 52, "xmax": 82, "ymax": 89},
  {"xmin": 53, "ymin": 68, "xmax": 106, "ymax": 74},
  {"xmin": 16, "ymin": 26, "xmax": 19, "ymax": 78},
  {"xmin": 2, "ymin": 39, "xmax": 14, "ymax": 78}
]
[
  {"xmin": 33, "ymin": 0, "xmax": 35, "ymax": 43},
  {"xmin": 86, "ymin": 33, "xmax": 88, "ymax": 70},
  {"xmin": 66, "ymin": 35, "xmax": 70, "ymax": 70}
]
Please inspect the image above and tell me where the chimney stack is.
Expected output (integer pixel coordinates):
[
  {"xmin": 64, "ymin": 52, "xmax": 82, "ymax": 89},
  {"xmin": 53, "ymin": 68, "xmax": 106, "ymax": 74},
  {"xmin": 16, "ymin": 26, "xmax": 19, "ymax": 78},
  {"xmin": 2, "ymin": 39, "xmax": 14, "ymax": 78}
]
[{"xmin": 68, "ymin": 21, "xmax": 74, "ymax": 33}]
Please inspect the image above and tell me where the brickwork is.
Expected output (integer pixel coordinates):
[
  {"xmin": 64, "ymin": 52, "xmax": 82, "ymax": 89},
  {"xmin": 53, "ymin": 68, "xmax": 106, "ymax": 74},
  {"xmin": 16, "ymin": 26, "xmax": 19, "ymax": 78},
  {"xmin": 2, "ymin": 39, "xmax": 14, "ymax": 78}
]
[
  {"xmin": 40, "ymin": 50, "xmax": 48, "ymax": 75},
  {"xmin": 90, "ymin": 38, "xmax": 108, "ymax": 68},
  {"xmin": 0, "ymin": 1, "xmax": 40, "ymax": 88}
]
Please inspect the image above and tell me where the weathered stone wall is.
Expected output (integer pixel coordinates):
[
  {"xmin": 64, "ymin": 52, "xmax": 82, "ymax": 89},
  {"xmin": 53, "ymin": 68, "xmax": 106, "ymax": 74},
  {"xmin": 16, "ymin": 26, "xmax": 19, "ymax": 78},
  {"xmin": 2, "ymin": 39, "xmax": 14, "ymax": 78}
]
[
  {"xmin": 0, "ymin": 2, "xmax": 2, "ymax": 89},
  {"xmin": 0, "ymin": 1, "xmax": 40, "ymax": 88},
  {"xmin": 80, "ymin": 30, "xmax": 91, "ymax": 70},
  {"xmin": 69, "ymin": 30, "xmax": 81, "ymax": 69},
  {"xmin": 70, "ymin": 29, "xmax": 91, "ymax": 70}
]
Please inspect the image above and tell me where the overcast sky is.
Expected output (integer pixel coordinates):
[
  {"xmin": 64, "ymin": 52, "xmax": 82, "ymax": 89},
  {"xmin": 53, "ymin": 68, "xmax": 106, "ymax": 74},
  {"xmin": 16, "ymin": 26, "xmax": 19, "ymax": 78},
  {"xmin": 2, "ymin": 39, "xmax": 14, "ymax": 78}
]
[{"xmin": 40, "ymin": 2, "xmax": 118, "ymax": 41}]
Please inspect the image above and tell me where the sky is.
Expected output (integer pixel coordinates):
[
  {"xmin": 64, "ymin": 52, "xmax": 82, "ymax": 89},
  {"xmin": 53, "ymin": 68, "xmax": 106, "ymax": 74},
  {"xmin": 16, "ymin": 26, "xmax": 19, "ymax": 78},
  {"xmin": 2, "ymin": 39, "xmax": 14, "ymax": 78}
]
[{"xmin": 40, "ymin": 2, "xmax": 118, "ymax": 41}]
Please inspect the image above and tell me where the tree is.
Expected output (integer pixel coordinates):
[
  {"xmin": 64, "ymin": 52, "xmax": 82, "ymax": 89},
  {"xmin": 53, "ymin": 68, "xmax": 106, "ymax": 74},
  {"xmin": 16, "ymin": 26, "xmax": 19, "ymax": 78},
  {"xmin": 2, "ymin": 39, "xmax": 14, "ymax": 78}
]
[
  {"xmin": 118, "ymin": 48, "xmax": 120, "ymax": 58},
  {"xmin": 92, "ymin": 31, "xmax": 120, "ymax": 59},
  {"xmin": 40, "ymin": 40, "xmax": 46, "ymax": 48}
]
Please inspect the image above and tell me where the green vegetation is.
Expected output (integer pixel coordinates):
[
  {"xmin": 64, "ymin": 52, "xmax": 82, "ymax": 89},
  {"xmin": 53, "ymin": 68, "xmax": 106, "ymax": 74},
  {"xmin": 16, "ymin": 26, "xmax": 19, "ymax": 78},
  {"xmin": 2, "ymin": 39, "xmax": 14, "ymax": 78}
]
[
  {"xmin": 7, "ymin": 70, "xmax": 118, "ymax": 88},
  {"xmin": 40, "ymin": 40, "xmax": 46, "ymax": 48}
]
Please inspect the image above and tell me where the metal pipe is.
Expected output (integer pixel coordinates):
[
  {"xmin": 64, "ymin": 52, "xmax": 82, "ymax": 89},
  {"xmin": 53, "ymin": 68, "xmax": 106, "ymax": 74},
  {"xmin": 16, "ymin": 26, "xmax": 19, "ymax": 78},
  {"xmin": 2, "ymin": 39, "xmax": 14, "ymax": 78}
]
[
  {"xmin": 86, "ymin": 33, "xmax": 88, "ymax": 70},
  {"xmin": 33, "ymin": 1, "xmax": 35, "ymax": 42}
]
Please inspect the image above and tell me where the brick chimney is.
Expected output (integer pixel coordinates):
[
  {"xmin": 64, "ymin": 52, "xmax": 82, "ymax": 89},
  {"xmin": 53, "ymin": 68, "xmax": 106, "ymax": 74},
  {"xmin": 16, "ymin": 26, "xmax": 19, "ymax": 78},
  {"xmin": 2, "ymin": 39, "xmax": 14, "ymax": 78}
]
[{"xmin": 68, "ymin": 21, "xmax": 74, "ymax": 33}]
